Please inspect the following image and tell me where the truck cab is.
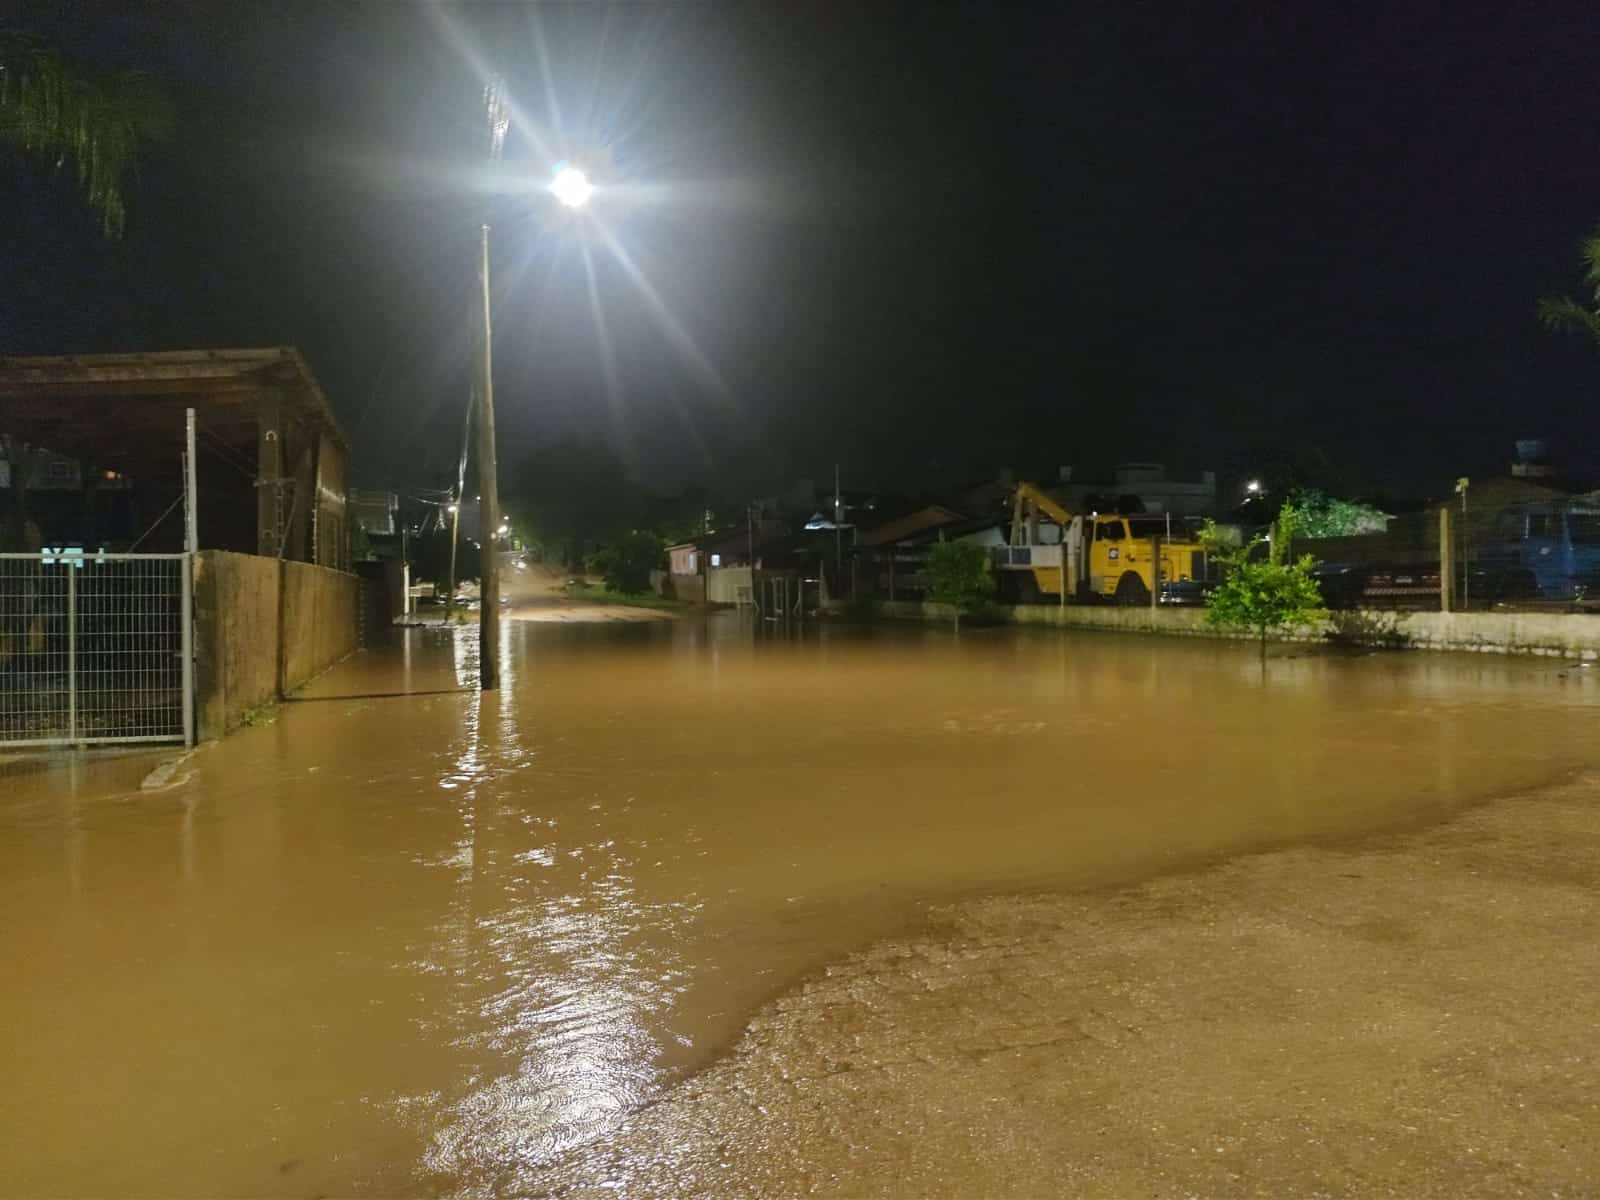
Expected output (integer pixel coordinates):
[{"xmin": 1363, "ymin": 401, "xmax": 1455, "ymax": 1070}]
[
  {"xmin": 1479, "ymin": 502, "xmax": 1600, "ymax": 601},
  {"xmin": 1087, "ymin": 514, "xmax": 1209, "ymax": 605}
]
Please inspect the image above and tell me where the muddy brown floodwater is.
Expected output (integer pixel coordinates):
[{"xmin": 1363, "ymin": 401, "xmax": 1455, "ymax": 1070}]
[{"xmin": 2, "ymin": 617, "xmax": 1598, "ymax": 1197}]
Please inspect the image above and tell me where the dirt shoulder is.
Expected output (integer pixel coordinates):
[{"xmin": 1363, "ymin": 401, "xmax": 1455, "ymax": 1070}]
[{"xmin": 544, "ymin": 776, "xmax": 1600, "ymax": 1198}]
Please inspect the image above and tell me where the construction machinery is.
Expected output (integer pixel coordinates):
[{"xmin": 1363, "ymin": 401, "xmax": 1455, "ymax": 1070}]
[{"xmin": 994, "ymin": 482, "xmax": 1211, "ymax": 605}]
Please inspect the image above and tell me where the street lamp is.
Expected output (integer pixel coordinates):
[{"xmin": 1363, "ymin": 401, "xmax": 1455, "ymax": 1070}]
[
  {"xmin": 1245, "ymin": 479, "xmax": 1263, "ymax": 496},
  {"xmin": 550, "ymin": 164, "xmax": 593, "ymax": 209}
]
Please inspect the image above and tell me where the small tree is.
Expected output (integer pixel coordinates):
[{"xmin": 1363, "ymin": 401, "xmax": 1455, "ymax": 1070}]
[
  {"xmin": 926, "ymin": 539, "xmax": 995, "ymax": 631},
  {"xmin": 1201, "ymin": 504, "xmax": 1325, "ymax": 663},
  {"xmin": 602, "ymin": 531, "xmax": 663, "ymax": 595}
]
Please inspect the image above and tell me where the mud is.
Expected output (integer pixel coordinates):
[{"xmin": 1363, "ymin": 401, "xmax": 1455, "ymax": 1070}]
[
  {"xmin": 2, "ymin": 616, "xmax": 1597, "ymax": 1196},
  {"xmin": 546, "ymin": 773, "xmax": 1600, "ymax": 1198}
]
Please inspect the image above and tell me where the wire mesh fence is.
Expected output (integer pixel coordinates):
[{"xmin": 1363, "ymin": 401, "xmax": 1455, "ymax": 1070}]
[{"xmin": 0, "ymin": 553, "xmax": 190, "ymax": 746}]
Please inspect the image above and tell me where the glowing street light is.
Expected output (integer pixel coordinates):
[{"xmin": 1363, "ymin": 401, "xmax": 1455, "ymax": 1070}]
[
  {"xmin": 1244, "ymin": 480, "xmax": 1263, "ymax": 496},
  {"xmin": 550, "ymin": 164, "xmax": 593, "ymax": 209}
]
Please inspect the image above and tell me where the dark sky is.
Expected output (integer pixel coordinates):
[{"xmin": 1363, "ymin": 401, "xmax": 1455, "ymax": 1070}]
[{"xmin": 4, "ymin": 0, "xmax": 1599, "ymax": 498}]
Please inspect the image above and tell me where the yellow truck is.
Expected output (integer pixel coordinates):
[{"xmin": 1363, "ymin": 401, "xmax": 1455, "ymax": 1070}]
[{"xmin": 995, "ymin": 482, "xmax": 1211, "ymax": 605}]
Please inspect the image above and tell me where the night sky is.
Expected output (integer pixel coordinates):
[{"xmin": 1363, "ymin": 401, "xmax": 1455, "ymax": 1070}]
[{"xmin": 4, "ymin": 1, "xmax": 1599, "ymax": 499}]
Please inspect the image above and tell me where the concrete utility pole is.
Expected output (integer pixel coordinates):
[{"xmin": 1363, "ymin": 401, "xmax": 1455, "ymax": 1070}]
[
  {"xmin": 476, "ymin": 79, "xmax": 509, "ymax": 692},
  {"xmin": 477, "ymin": 222, "xmax": 500, "ymax": 690},
  {"xmin": 1439, "ymin": 506, "xmax": 1455, "ymax": 612}
]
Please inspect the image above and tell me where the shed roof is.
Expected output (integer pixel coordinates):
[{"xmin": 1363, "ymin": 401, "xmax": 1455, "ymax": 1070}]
[{"xmin": 0, "ymin": 348, "xmax": 347, "ymax": 480}]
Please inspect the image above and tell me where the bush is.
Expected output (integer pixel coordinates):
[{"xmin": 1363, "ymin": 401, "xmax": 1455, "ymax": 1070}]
[
  {"xmin": 926, "ymin": 540, "xmax": 996, "ymax": 630},
  {"xmin": 601, "ymin": 531, "xmax": 663, "ymax": 595},
  {"xmin": 1201, "ymin": 504, "xmax": 1326, "ymax": 662}
]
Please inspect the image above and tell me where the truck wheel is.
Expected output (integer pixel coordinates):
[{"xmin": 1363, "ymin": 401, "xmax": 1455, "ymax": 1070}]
[{"xmin": 1115, "ymin": 572, "xmax": 1150, "ymax": 606}]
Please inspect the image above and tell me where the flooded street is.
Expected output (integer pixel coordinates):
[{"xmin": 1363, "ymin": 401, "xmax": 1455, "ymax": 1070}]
[{"xmin": 3, "ymin": 616, "xmax": 1599, "ymax": 1196}]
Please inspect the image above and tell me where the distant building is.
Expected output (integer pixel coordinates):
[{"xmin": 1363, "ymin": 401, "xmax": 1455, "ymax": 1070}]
[
  {"xmin": 1510, "ymin": 438, "xmax": 1556, "ymax": 480},
  {"xmin": 351, "ymin": 489, "xmax": 398, "ymax": 535},
  {"xmin": 1054, "ymin": 463, "xmax": 1218, "ymax": 517}
]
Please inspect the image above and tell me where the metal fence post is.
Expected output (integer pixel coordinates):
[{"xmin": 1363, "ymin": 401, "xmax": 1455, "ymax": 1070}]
[
  {"xmin": 181, "ymin": 558, "xmax": 195, "ymax": 747},
  {"xmin": 66, "ymin": 562, "xmax": 77, "ymax": 743},
  {"xmin": 1151, "ymin": 536, "xmax": 1161, "ymax": 616},
  {"xmin": 185, "ymin": 406, "xmax": 199, "ymax": 746}
]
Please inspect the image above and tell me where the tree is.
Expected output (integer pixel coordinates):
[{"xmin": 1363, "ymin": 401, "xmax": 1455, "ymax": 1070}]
[
  {"xmin": 1286, "ymin": 488, "xmax": 1388, "ymax": 539},
  {"xmin": 1201, "ymin": 504, "xmax": 1325, "ymax": 664},
  {"xmin": 1538, "ymin": 224, "xmax": 1600, "ymax": 347},
  {"xmin": 0, "ymin": 32, "xmax": 172, "ymax": 237},
  {"xmin": 504, "ymin": 438, "xmax": 641, "ymax": 567},
  {"xmin": 926, "ymin": 539, "xmax": 995, "ymax": 631},
  {"xmin": 601, "ymin": 531, "xmax": 663, "ymax": 595}
]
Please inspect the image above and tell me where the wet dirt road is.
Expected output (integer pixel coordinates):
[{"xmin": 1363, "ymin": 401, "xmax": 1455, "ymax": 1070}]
[{"xmin": 2, "ymin": 617, "xmax": 1598, "ymax": 1196}]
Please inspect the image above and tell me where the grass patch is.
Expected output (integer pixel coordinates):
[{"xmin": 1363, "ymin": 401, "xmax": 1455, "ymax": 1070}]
[
  {"xmin": 238, "ymin": 700, "xmax": 278, "ymax": 728},
  {"xmin": 562, "ymin": 580, "xmax": 686, "ymax": 610}
]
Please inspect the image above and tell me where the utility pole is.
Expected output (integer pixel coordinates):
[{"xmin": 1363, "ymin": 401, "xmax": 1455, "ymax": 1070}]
[
  {"xmin": 833, "ymin": 463, "xmax": 843, "ymax": 600},
  {"xmin": 476, "ymin": 79, "xmax": 508, "ymax": 691},
  {"xmin": 477, "ymin": 223, "xmax": 500, "ymax": 690},
  {"xmin": 445, "ymin": 387, "xmax": 472, "ymax": 623}
]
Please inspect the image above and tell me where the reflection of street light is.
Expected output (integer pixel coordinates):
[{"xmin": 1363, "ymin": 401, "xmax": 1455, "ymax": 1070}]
[
  {"xmin": 478, "ymin": 147, "xmax": 598, "ymax": 689},
  {"xmin": 550, "ymin": 164, "xmax": 593, "ymax": 209},
  {"xmin": 448, "ymin": 503, "xmax": 459, "ymax": 514}
]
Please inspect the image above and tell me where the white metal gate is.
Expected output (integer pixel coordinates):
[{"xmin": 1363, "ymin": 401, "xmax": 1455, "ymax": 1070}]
[{"xmin": 0, "ymin": 552, "xmax": 192, "ymax": 747}]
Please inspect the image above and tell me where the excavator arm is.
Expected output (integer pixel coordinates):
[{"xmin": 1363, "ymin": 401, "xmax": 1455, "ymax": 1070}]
[{"xmin": 1010, "ymin": 482, "xmax": 1075, "ymax": 543}]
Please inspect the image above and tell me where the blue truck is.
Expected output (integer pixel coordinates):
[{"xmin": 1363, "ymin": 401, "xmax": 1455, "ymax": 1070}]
[{"xmin": 1312, "ymin": 499, "xmax": 1600, "ymax": 609}]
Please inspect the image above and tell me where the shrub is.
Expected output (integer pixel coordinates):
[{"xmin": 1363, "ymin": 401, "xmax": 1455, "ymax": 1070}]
[
  {"xmin": 926, "ymin": 540, "xmax": 996, "ymax": 630},
  {"xmin": 602, "ymin": 531, "xmax": 663, "ymax": 595}
]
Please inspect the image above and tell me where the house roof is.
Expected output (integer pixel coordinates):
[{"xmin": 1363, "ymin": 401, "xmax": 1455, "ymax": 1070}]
[
  {"xmin": 0, "ymin": 348, "xmax": 348, "ymax": 481},
  {"xmin": 858, "ymin": 503, "xmax": 969, "ymax": 547},
  {"xmin": 891, "ymin": 513, "xmax": 1007, "ymax": 548}
]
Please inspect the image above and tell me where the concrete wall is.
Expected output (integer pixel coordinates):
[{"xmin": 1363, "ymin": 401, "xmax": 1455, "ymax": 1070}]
[
  {"xmin": 665, "ymin": 568, "xmax": 762, "ymax": 606},
  {"xmin": 878, "ymin": 600, "xmax": 1600, "ymax": 658},
  {"xmin": 193, "ymin": 551, "xmax": 281, "ymax": 740},
  {"xmin": 193, "ymin": 550, "xmax": 361, "ymax": 739},
  {"xmin": 668, "ymin": 571, "xmax": 706, "ymax": 604},
  {"xmin": 707, "ymin": 566, "xmax": 753, "ymax": 605},
  {"xmin": 281, "ymin": 559, "xmax": 361, "ymax": 690}
]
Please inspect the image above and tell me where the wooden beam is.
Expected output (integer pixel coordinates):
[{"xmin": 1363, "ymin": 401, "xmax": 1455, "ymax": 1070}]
[{"xmin": 256, "ymin": 390, "xmax": 284, "ymax": 557}]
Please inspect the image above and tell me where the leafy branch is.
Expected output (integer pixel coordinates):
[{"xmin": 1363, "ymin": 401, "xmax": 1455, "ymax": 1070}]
[{"xmin": 0, "ymin": 31, "xmax": 172, "ymax": 237}]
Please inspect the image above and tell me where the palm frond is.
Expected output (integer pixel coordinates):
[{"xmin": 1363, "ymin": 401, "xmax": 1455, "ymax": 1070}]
[
  {"xmin": 0, "ymin": 31, "xmax": 172, "ymax": 237},
  {"xmin": 1537, "ymin": 295, "xmax": 1600, "ymax": 345},
  {"xmin": 1581, "ymin": 227, "xmax": 1600, "ymax": 300}
]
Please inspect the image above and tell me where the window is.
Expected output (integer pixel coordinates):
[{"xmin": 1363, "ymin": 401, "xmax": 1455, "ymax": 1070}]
[
  {"xmin": 1492, "ymin": 511, "xmax": 1524, "ymax": 541},
  {"xmin": 1527, "ymin": 513, "xmax": 1558, "ymax": 539},
  {"xmin": 1127, "ymin": 516, "xmax": 1178, "ymax": 539},
  {"xmin": 1097, "ymin": 520, "xmax": 1125, "ymax": 541},
  {"xmin": 710, "ymin": 553, "xmax": 722, "ymax": 567},
  {"xmin": 1568, "ymin": 513, "xmax": 1600, "ymax": 545}
]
